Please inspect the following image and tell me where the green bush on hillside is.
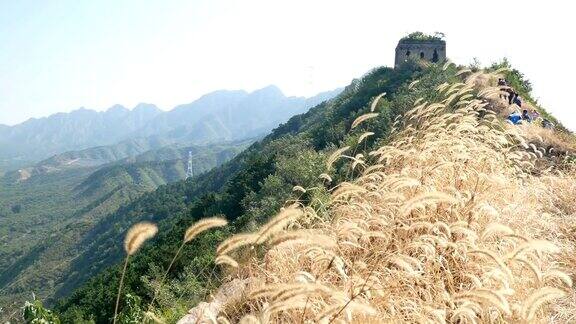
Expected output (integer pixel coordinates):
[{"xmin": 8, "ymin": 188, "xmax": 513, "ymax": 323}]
[
  {"xmin": 490, "ymin": 58, "xmax": 532, "ymax": 94},
  {"xmin": 400, "ymin": 31, "xmax": 445, "ymax": 43},
  {"xmin": 23, "ymin": 299, "xmax": 61, "ymax": 324}
]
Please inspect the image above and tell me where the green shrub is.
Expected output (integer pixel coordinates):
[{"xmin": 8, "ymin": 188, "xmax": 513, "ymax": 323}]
[
  {"xmin": 400, "ymin": 31, "xmax": 445, "ymax": 43},
  {"xmin": 490, "ymin": 58, "xmax": 532, "ymax": 94},
  {"xmin": 23, "ymin": 299, "xmax": 60, "ymax": 324},
  {"xmin": 115, "ymin": 294, "xmax": 143, "ymax": 324}
]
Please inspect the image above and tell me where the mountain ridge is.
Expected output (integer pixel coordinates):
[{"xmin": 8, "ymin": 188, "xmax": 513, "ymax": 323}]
[{"xmin": 0, "ymin": 86, "xmax": 342, "ymax": 173}]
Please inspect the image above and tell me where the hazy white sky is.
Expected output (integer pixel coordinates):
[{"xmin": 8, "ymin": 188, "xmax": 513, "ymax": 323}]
[{"xmin": 1, "ymin": 0, "xmax": 574, "ymax": 130}]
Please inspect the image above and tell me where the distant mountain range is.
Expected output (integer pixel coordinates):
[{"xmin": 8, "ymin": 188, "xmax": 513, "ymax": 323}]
[
  {"xmin": 0, "ymin": 86, "xmax": 341, "ymax": 172},
  {"xmin": 0, "ymin": 104, "xmax": 162, "ymax": 165}
]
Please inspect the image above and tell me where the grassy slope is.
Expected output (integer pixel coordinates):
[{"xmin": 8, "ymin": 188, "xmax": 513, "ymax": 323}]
[
  {"xmin": 0, "ymin": 142, "xmax": 248, "ymax": 319},
  {"xmin": 198, "ymin": 67, "xmax": 576, "ymax": 322}
]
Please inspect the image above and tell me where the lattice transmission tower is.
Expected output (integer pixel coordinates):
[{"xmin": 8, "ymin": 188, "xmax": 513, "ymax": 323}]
[{"xmin": 185, "ymin": 151, "xmax": 194, "ymax": 180}]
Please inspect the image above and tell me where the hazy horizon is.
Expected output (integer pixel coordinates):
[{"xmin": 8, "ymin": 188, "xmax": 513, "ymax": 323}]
[
  {"xmin": 1, "ymin": 0, "xmax": 575, "ymax": 130},
  {"xmin": 0, "ymin": 84, "xmax": 340, "ymax": 125}
]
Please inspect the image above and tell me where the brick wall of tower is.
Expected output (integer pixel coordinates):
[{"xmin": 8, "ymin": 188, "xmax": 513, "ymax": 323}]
[{"xmin": 395, "ymin": 41, "xmax": 446, "ymax": 68}]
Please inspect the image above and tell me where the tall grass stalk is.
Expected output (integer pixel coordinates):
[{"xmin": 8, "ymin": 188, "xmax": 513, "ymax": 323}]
[
  {"xmin": 147, "ymin": 217, "xmax": 227, "ymax": 312},
  {"xmin": 114, "ymin": 222, "xmax": 157, "ymax": 324}
]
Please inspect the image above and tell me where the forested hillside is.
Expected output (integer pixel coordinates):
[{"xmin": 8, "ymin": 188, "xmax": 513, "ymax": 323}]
[
  {"xmin": 31, "ymin": 137, "xmax": 176, "ymax": 173},
  {"xmin": 0, "ymin": 141, "xmax": 250, "ymax": 318},
  {"xmin": 6, "ymin": 49, "xmax": 574, "ymax": 324}
]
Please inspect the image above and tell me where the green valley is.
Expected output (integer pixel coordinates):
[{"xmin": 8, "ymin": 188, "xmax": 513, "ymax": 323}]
[{"xmin": 0, "ymin": 140, "xmax": 250, "ymax": 316}]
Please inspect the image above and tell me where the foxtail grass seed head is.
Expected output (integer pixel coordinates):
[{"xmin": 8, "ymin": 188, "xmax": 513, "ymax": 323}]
[
  {"xmin": 215, "ymin": 255, "xmax": 239, "ymax": 268},
  {"xmin": 124, "ymin": 222, "xmax": 158, "ymax": 255},
  {"xmin": 326, "ymin": 146, "xmax": 350, "ymax": 170},
  {"xmin": 292, "ymin": 185, "xmax": 306, "ymax": 193},
  {"xmin": 370, "ymin": 93, "xmax": 386, "ymax": 112},
  {"xmin": 217, "ymin": 233, "xmax": 258, "ymax": 256},
  {"xmin": 408, "ymin": 79, "xmax": 420, "ymax": 89},
  {"xmin": 351, "ymin": 113, "xmax": 379, "ymax": 129},
  {"xmin": 319, "ymin": 173, "xmax": 333, "ymax": 183},
  {"xmin": 256, "ymin": 207, "xmax": 303, "ymax": 244},
  {"xmin": 358, "ymin": 132, "xmax": 375, "ymax": 144},
  {"xmin": 184, "ymin": 217, "xmax": 228, "ymax": 243}
]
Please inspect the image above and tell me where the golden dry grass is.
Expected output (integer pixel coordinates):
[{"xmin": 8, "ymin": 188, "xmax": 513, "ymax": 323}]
[
  {"xmin": 185, "ymin": 70, "xmax": 576, "ymax": 323},
  {"xmin": 184, "ymin": 217, "xmax": 228, "ymax": 243},
  {"xmin": 124, "ymin": 222, "xmax": 158, "ymax": 255}
]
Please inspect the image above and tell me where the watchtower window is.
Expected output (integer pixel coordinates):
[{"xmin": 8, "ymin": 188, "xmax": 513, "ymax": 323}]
[
  {"xmin": 406, "ymin": 50, "xmax": 411, "ymax": 57},
  {"xmin": 420, "ymin": 52, "xmax": 425, "ymax": 59},
  {"xmin": 432, "ymin": 49, "xmax": 439, "ymax": 62}
]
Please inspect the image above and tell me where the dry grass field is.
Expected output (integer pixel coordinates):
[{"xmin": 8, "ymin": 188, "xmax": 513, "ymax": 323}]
[{"xmin": 167, "ymin": 68, "xmax": 576, "ymax": 323}]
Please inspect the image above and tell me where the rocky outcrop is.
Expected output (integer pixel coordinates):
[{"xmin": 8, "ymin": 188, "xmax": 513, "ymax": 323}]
[{"xmin": 177, "ymin": 278, "xmax": 252, "ymax": 323}]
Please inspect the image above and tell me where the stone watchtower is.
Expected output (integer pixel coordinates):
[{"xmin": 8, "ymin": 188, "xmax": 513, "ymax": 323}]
[{"xmin": 394, "ymin": 33, "xmax": 446, "ymax": 68}]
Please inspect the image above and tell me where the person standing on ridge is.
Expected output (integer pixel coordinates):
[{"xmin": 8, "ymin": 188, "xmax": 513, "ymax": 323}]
[{"xmin": 507, "ymin": 90, "xmax": 517, "ymax": 105}]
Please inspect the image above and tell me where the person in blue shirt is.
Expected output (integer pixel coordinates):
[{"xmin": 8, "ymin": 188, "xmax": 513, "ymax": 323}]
[{"xmin": 507, "ymin": 111, "xmax": 522, "ymax": 125}]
